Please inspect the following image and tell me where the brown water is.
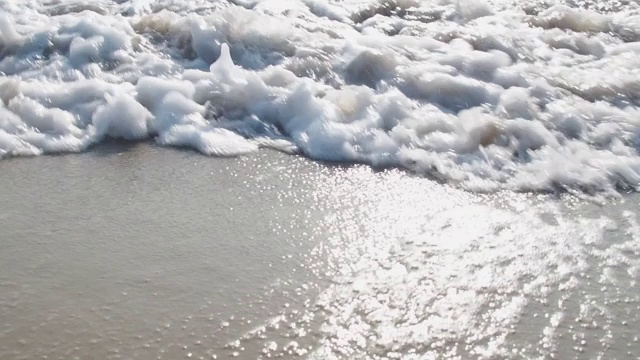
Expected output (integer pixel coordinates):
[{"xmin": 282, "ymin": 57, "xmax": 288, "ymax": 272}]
[
  {"xmin": 0, "ymin": 143, "xmax": 330, "ymax": 359},
  {"xmin": 1, "ymin": 143, "xmax": 640, "ymax": 359}
]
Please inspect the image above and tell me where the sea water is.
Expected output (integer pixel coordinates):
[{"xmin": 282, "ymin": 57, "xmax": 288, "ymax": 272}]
[
  {"xmin": 2, "ymin": 146, "xmax": 640, "ymax": 359},
  {"xmin": 2, "ymin": 0, "xmax": 640, "ymax": 359}
]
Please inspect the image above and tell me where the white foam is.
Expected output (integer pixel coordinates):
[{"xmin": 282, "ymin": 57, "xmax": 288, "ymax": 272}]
[
  {"xmin": 1, "ymin": 0, "xmax": 640, "ymax": 193},
  {"xmin": 156, "ymin": 124, "xmax": 258, "ymax": 157},
  {"xmin": 0, "ymin": 14, "xmax": 23, "ymax": 50},
  {"xmin": 455, "ymin": 0, "xmax": 494, "ymax": 21},
  {"xmin": 7, "ymin": 97, "xmax": 81, "ymax": 136},
  {"xmin": 136, "ymin": 76, "xmax": 196, "ymax": 112},
  {"xmin": 0, "ymin": 130, "xmax": 40, "ymax": 157},
  {"xmin": 530, "ymin": 5, "xmax": 611, "ymax": 33},
  {"xmin": 93, "ymin": 93, "xmax": 151, "ymax": 140}
]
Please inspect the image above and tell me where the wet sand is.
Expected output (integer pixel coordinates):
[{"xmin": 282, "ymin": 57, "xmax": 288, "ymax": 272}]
[{"xmin": 1, "ymin": 143, "xmax": 640, "ymax": 359}]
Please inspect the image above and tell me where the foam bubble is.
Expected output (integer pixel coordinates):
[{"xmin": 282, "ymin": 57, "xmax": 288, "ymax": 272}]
[
  {"xmin": 1, "ymin": 0, "xmax": 640, "ymax": 193},
  {"xmin": 93, "ymin": 93, "xmax": 151, "ymax": 140},
  {"xmin": 156, "ymin": 124, "xmax": 258, "ymax": 157},
  {"xmin": 8, "ymin": 97, "xmax": 81, "ymax": 136},
  {"xmin": 136, "ymin": 77, "xmax": 196, "ymax": 112}
]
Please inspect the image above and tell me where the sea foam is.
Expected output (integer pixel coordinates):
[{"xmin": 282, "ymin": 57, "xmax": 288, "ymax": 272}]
[{"xmin": 2, "ymin": 0, "xmax": 640, "ymax": 193}]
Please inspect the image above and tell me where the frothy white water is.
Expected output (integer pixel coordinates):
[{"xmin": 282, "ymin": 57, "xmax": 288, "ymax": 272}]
[{"xmin": 2, "ymin": 0, "xmax": 640, "ymax": 192}]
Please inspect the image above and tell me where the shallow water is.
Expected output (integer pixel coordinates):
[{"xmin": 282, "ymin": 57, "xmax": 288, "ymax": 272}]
[
  {"xmin": 3, "ymin": 0, "xmax": 640, "ymax": 358},
  {"xmin": 0, "ymin": 144, "xmax": 321, "ymax": 359},
  {"xmin": 1, "ymin": 145, "xmax": 640, "ymax": 359}
]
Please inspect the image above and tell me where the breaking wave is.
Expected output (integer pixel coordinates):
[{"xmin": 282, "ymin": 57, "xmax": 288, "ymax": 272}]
[{"xmin": 2, "ymin": 0, "xmax": 640, "ymax": 193}]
